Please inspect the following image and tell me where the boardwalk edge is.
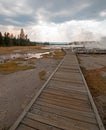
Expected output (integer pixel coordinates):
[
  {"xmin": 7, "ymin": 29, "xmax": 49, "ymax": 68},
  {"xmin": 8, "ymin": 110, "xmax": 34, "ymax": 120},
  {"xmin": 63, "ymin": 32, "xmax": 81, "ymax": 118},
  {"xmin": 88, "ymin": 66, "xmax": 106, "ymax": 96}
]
[
  {"xmin": 9, "ymin": 56, "xmax": 65, "ymax": 130},
  {"xmin": 75, "ymin": 53, "xmax": 105, "ymax": 130}
]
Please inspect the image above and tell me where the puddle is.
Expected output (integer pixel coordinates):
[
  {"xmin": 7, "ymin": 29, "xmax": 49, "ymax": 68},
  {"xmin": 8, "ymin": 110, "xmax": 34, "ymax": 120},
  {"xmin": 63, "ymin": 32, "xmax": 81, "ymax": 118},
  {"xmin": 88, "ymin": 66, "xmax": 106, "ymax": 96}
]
[
  {"xmin": 0, "ymin": 52, "xmax": 50, "ymax": 63},
  {"xmin": 25, "ymin": 52, "xmax": 50, "ymax": 59}
]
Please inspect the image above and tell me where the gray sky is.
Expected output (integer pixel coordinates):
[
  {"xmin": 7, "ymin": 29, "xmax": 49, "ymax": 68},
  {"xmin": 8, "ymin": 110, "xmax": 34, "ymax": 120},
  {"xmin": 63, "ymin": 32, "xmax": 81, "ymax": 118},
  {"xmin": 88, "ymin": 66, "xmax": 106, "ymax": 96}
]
[{"xmin": 0, "ymin": 0, "xmax": 106, "ymax": 42}]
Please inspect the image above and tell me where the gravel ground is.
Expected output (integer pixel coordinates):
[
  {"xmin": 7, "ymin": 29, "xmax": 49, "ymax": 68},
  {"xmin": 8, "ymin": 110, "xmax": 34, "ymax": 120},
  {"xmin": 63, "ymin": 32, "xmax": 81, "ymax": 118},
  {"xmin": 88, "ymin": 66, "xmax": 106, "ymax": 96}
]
[
  {"xmin": 78, "ymin": 54, "xmax": 106, "ymax": 128},
  {"xmin": 0, "ymin": 51, "xmax": 61, "ymax": 129},
  {"xmin": 78, "ymin": 54, "xmax": 106, "ymax": 70}
]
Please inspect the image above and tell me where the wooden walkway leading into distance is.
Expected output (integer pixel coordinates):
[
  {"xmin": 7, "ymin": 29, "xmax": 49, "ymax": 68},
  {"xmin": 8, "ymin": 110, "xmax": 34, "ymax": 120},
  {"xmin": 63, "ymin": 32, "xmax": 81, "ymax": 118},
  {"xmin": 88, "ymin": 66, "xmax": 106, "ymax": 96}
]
[{"xmin": 9, "ymin": 50, "xmax": 105, "ymax": 130}]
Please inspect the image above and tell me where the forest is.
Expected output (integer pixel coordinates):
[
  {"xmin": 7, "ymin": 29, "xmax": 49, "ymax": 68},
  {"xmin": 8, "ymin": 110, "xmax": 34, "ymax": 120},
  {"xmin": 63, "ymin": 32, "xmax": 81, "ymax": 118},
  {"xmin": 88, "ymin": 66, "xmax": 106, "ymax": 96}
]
[{"xmin": 0, "ymin": 32, "xmax": 36, "ymax": 46}]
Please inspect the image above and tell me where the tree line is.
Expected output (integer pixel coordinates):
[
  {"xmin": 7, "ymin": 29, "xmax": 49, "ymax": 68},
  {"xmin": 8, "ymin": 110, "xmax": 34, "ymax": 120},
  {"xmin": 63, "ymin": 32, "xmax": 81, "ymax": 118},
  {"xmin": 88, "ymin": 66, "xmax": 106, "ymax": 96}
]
[{"xmin": 0, "ymin": 32, "xmax": 37, "ymax": 47}]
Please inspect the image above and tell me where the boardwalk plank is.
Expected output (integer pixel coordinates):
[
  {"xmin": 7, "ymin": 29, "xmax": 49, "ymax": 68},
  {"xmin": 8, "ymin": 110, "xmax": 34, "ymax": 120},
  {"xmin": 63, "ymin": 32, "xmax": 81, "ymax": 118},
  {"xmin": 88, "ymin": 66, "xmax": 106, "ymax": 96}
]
[
  {"xmin": 55, "ymin": 71, "xmax": 82, "ymax": 78},
  {"xmin": 36, "ymin": 101, "xmax": 95, "ymax": 118},
  {"xmin": 9, "ymin": 50, "xmax": 104, "ymax": 130},
  {"xmin": 44, "ymin": 87, "xmax": 88, "ymax": 99},
  {"xmin": 57, "ymin": 68, "xmax": 80, "ymax": 73},
  {"xmin": 47, "ymin": 83, "xmax": 86, "ymax": 92},
  {"xmin": 27, "ymin": 111, "xmax": 99, "ymax": 130},
  {"xmin": 31, "ymin": 103, "xmax": 97, "ymax": 124},
  {"xmin": 40, "ymin": 92, "xmax": 90, "ymax": 107},
  {"xmin": 37, "ymin": 96, "xmax": 93, "ymax": 112},
  {"xmin": 16, "ymin": 124, "xmax": 36, "ymax": 130},
  {"xmin": 49, "ymin": 80, "xmax": 85, "ymax": 88},
  {"xmin": 52, "ymin": 74, "xmax": 83, "ymax": 82},
  {"xmin": 22, "ymin": 117, "xmax": 63, "ymax": 130},
  {"xmin": 51, "ymin": 77, "xmax": 84, "ymax": 85}
]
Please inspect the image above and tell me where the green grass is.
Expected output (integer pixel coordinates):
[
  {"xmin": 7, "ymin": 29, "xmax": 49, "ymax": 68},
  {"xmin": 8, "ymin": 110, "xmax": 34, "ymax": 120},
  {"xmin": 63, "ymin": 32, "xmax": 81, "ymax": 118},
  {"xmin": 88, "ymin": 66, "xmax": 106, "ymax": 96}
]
[{"xmin": 0, "ymin": 61, "xmax": 35, "ymax": 74}]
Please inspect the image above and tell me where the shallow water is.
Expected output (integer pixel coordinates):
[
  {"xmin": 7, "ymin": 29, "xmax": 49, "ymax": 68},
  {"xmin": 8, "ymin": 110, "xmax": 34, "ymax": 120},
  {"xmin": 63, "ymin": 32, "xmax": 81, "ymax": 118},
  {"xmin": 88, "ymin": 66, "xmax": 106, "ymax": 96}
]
[
  {"xmin": 26, "ymin": 52, "xmax": 50, "ymax": 59},
  {"xmin": 0, "ymin": 52, "xmax": 50, "ymax": 63}
]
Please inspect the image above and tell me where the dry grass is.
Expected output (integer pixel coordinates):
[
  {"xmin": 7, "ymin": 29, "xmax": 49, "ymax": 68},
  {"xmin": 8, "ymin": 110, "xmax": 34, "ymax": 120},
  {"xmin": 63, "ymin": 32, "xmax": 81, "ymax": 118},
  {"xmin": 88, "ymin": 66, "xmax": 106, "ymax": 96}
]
[
  {"xmin": 13, "ymin": 58, "xmax": 27, "ymax": 61},
  {"xmin": 52, "ymin": 49, "xmax": 66, "ymax": 59},
  {"xmin": 78, "ymin": 55, "xmax": 106, "ymax": 128},
  {"xmin": 81, "ymin": 66, "xmax": 106, "ymax": 128},
  {"xmin": 78, "ymin": 54, "xmax": 106, "ymax": 96},
  {"xmin": 42, "ymin": 53, "xmax": 51, "ymax": 58},
  {"xmin": 39, "ymin": 70, "xmax": 46, "ymax": 80},
  {"xmin": 0, "ymin": 61, "xmax": 35, "ymax": 74},
  {"xmin": 41, "ymin": 50, "xmax": 66, "ymax": 59},
  {"xmin": 0, "ymin": 46, "xmax": 43, "ymax": 54},
  {"xmin": 81, "ymin": 67, "xmax": 106, "ymax": 96}
]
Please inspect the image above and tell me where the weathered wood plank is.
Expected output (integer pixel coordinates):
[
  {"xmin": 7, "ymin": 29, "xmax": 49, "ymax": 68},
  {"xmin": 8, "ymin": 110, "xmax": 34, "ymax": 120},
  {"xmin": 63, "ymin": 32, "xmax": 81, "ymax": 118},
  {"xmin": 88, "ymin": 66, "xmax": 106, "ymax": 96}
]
[
  {"xmin": 9, "ymin": 53, "xmax": 65, "ymax": 130},
  {"xmin": 55, "ymin": 71, "xmax": 81, "ymax": 77},
  {"xmin": 49, "ymin": 80, "xmax": 85, "ymax": 88},
  {"xmin": 16, "ymin": 124, "xmax": 36, "ymax": 130},
  {"xmin": 47, "ymin": 83, "xmax": 86, "ymax": 92},
  {"xmin": 51, "ymin": 77, "xmax": 84, "ymax": 85},
  {"xmin": 75, "ymin": 54, "xmax": 105, "ymax": 130},
  {"xmin": 36, "ymin": 100, "xmax": 95, "ymax": 118},
  {"xmin": 44, "ymin": 87, "xmax": 88, "ymax": 99},
  {"xmin": 31, "ymin": 103, "xmax": 97, "ymax": 124},
  {"xmin": 37, "ymin": 96, "xmax": 93, "ymax": 112},
  {"xmin": 27, "ymin": 111, "xmax": 99, "ymax": 130},
  {"xmin": 40, "ymin": 92, "xmax": 90, "ymax": 107},
  {"xmin": 58, "ymin": 65, "xmax": 79, "ymax": 68},
  {"xmin": 22, "ymin": 117, "xmax": 63, "ymax": 130},
  {"xmin": 57, "ymin": 68, "xmax": 80, "ymax": 73},
  {"xmin": 38, "ymin": 94, "xmax": 92, "ymax": 110},
  {"xmin": 52, "ymin": 74, "xmax": 83, "ymax": 82},
  {"xmin": 49, "ymin": 84, "xmax": 86, "ymax": 92},
  {"xmin": 10, "ymin": 50, "xmax": 104, "ymax": 130}
]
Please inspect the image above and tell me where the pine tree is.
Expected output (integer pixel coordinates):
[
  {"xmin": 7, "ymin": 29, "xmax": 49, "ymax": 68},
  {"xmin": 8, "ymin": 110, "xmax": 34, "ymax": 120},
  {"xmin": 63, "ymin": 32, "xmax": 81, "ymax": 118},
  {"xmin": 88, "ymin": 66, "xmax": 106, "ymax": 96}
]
[{"xmin": 0, "ymin": 32, "xmax": 3, "ymax": 46}]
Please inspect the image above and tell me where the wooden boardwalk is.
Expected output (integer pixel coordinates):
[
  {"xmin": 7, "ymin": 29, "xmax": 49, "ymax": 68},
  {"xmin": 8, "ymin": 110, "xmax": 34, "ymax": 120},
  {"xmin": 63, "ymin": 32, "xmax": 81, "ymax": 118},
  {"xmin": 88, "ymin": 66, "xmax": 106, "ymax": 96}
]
[{"xmin": 9, "ymin": 50, "xmax": 105, "ymax": 130}]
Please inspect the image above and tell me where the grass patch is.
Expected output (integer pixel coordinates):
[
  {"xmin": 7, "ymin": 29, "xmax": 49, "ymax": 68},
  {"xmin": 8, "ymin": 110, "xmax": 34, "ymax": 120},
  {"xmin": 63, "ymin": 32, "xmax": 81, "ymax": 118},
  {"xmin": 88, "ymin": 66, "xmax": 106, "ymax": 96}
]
[
  {"xmin": 77, "ymin": 55, "xmax": 106, "ymax": 128},
  {"xmin": 103, "ymin": 77, "xmax": 106, "ymax": 82},
  {"xmin": 42, "ymin": 53, "xmax": 51, "ymax": 58},
  {"xmin": 0, "ymin": 46, "xmax": 43, "ymax": 54},
  {"xmin": 77, "ymin": 55, "xmax": 106, "ymax": 96},
  {"xmin": 13, "ymin": 58, "xmax": 27, "ymax": 61},
  {"xmin": 53, "ymin": 49, "xmax": 66, "ymax": 59},
  {"xmin": 41, "ymin": 49, "xmax": 66, "ymax": 59},
  {"xmin": 81, "ymin": 66, "xmax": 106, "ymax": 96},
  {"xmin": 0, "ymin": 61, "xmax": 35, "ymax": 74},
  {"xmin": 39, "ymin": 70, "xmax": 46, "ymax": 80}
]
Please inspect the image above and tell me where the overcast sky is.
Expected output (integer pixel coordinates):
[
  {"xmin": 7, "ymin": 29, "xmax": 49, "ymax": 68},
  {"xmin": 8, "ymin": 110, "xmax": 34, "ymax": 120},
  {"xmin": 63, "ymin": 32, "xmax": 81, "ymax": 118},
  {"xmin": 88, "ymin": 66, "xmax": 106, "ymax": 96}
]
[{"xmin": 0, "ymin": 0, "xmax": 106, "ymax": 42}]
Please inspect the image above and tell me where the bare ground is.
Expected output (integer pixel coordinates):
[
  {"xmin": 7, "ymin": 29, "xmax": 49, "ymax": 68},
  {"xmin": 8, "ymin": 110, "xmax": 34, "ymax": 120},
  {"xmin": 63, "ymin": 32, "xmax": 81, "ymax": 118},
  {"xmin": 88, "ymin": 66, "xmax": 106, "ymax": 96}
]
[
  {"xmin": 78, "ymin": 54, "xmax": 106, "ymax": 128},
  {"xmin": 0, "ymin": 47, "xmax": 63, "ymax": 129}
]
